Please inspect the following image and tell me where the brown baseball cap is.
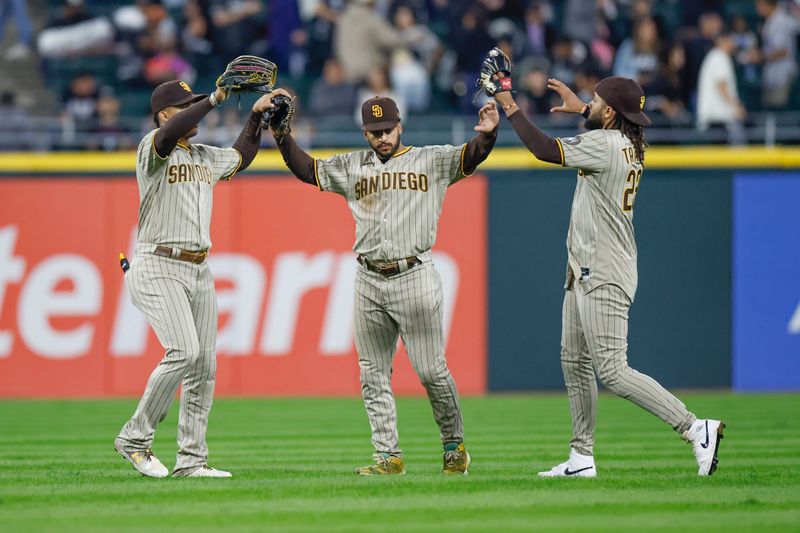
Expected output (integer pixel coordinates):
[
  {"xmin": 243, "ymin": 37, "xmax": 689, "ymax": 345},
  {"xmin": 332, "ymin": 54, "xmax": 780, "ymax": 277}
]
[
  {"xmin": 150, "ymin": 80, "xmax": 207, "ymax": 114},
  {"xmin": 594, "ymin": 76, "xmax": 651, "ymax": 127},
  {"xmin": 361, "ymin": 96, "xmax": 400, "ymax": 131}
]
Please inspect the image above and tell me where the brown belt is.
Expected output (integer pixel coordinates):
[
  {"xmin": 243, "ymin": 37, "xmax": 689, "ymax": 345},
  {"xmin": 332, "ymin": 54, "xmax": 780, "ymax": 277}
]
[
  {"xmin": 154, "ymin": 245, "xmax": 208, "ymax": 264},
  {"xmin": 357, "ymin": 255, "xmax": 422, "ymax": 276}
]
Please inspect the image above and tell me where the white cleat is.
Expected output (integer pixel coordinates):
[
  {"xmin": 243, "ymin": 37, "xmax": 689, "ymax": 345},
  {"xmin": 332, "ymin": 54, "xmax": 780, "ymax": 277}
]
[
  {"xmin": 683, "ymin": 419, "xmax": 725, "ymax": 476},
  {"xmin": 538, "ymin": 448, "xmax": 597, "ymax": 478},
  {"xmin": 174, "ymin": 465, "xmax": 233, "ymax": 478},
  {"xmin": 114, "ymin": 441, "xmax": 169, "ymax": 478}
]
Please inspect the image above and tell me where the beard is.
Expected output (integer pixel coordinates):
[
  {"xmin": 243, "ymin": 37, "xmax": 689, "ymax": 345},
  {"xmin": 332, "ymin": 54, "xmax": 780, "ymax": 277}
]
[
  {"xmin": 584, "ymin": 115, "xmax": 604, "ymax": 130},
  {"xmin": 372, "ymin": 138, "xmax": 399, "ymax": 160}
]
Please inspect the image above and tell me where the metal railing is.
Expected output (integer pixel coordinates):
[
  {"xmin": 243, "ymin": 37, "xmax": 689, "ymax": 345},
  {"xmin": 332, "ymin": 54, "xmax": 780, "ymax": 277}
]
[{"xmin": 0, "ymin": 111, "xmax": 798, "ymax": 152}]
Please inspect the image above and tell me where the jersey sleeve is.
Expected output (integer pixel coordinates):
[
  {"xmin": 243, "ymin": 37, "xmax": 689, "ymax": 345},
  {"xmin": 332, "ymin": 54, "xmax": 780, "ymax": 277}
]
[
  {"xmin": 205, "ymin": 146, "xmax": 243, "ymax": 182},
  {"xmin": 556, "ymin": 130, "xmax": 610, "ymax": 172},
  {"xmin": 432, "ymin": 144, "xmax": 468, "ymax": 185},
  {"xmin": 137, "ymin": 129, "xmax": 169, "ymax": 179},
  {"xmin": 314, "ymin": 152, "xmax": 353, "ymax": 196}
]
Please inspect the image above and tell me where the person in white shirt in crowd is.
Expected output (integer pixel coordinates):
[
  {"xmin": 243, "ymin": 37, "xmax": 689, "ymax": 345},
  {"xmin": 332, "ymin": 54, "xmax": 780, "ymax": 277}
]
[{"xmin": 696, "ymin": 31, "xmax": 746, "ymax": 145}]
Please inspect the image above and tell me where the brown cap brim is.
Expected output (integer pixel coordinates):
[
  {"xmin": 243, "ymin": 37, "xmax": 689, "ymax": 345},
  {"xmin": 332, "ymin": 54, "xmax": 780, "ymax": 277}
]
[
  {"xmin": 153, "ymin": 93, "xmax": 207, "ymax": 114},
  {"xmin": 620, "ymin": 110, "xmax": 652, "ymax": 127},
  {"xmin": 362, "ymin": 119, "xmax": 399, "ymax": 132},
  {"xmin": 173, "ymin": 93, "xmax": 208, "ymax": 108}
]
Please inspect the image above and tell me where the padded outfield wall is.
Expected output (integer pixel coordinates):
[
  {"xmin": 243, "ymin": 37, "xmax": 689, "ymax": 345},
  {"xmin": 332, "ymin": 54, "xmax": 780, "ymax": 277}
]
[{"xmin": 0, "ymin": 147, "xmax": 797, "ymax": 396}]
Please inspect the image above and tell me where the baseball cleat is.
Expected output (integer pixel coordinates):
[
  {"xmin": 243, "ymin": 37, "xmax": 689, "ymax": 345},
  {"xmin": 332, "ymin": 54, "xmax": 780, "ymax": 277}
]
[
  {"xmin": 114, "ymin": 440, "xmax": 169, "ymax": 478},
  {"xmin": 442, "ymin": 443, "xmax": 471, "ymax": 475},
  {"xmin": 538, "ymin": 448, "xmax": 597, "ymax": 478},
  {"xmin": 355, "ymin": 453, "xmax": 406, "ymax": 475},
  {"xmin": 173, "ymin": 465, "xmax": 232, "ymax": 478},
  {"xmin": 683, "ymin": 419, "xmax": 725, "ymax": 476}
]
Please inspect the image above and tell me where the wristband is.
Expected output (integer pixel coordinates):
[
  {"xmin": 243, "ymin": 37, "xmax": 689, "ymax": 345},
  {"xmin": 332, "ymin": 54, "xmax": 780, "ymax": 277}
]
[
  {"xmin": 209, "ymin": 93, "xmax": 221, "ymax": 107},
  {"xmin": 580, "ymin": 104, "xmax": 590, "ymax": 119}
]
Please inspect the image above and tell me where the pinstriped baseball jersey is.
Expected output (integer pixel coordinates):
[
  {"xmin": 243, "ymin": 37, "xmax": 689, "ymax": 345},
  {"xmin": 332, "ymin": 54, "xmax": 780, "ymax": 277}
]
[
  {"xmin": 314, "ymin": 144, "xmax": 468, "ymax": 261},
  {"xmin": 556, "ymin": 129, "xmax": 642, "ymax": 301},
  {"xmin": 118, "ymin": 125, "xmax": 239, "ymax": 475},
  {"xmin": 135, "ymin": 129, "xmax": 242, "ymax": 252}
]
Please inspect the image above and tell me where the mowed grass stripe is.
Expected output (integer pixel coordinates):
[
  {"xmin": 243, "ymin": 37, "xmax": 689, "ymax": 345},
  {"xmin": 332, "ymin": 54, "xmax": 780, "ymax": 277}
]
[{"xmin": 0, "ymin": 393, "xmax": 797, "ymax": 532}]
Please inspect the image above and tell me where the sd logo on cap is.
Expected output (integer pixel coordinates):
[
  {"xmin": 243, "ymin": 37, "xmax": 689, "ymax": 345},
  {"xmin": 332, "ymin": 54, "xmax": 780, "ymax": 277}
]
[{"xmin": 361, "ymin": 96, "xmax": 399, "ymax": 131}]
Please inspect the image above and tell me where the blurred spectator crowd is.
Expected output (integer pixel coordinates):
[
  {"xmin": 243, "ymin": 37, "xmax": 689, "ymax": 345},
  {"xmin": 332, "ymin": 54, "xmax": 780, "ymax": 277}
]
[{"xmin": 0, "ymin": 0, "xmax": 798, "ymax": 149}]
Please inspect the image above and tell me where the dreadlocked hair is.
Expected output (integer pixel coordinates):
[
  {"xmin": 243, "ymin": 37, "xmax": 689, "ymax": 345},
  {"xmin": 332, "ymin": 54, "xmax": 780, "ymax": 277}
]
[{"xmin": 615, "ymin": 115, "xmax": 648, "ymax": 164}]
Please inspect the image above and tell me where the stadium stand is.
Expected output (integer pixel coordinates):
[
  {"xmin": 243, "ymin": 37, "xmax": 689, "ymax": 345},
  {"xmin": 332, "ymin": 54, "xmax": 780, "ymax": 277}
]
[{"xmin": 0, "ymin": 0, "xmax": 797, "ymax": 150}]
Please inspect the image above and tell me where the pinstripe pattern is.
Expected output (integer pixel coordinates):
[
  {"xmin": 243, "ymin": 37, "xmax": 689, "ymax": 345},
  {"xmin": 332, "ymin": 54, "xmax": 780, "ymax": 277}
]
[
  {"xmin": 560, "ymin": 287, "xmax": 597, "ymax": 455},
  {"xmin": 355, "ymin": 262, "xmax": 463, "ymax": 454},
  {"xmin": 117, "ymin": 254, "xmax": 218, "ymax": 470},
  {"xmin": 559, "ymin": 129, "xmax": 639, "ymax": 301},
  {"xmin": 317, "ymin": 144, "xmax": 468, "ymax": 455},
  {"xmin": 117, "ymin": 130, "xmax": 233, "ymax": 471},
  {"xmin": 315, "ymin": 144, "xmax": 465, "ymax": 262},
  {"xmin": 562, "ymin": 284, "xmax": 696, "ymax": 455},
  {"xmin": 176, "ymin": 261, "xmax": 218, "ymax": 471},
  {"xmin": 136, "ymin": 129, "xmax": 241, "ymax": 252},
  {"xmin": 556, "ymin": 129, "xmax": 696, "ymax": 455}
]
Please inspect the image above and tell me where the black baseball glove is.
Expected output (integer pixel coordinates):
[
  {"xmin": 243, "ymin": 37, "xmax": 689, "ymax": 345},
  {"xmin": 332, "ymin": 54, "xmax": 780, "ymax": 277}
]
[
  {"xmin": 262, "ymin": 94, "xmax": 294, "ymax": 137},
  {"xmin": 216, "ymin": 55, "xmax": 277, "ymax": 94},
  {"xmin": 476, "ymin": 47, "xmax": 513, "ymax": 96}
]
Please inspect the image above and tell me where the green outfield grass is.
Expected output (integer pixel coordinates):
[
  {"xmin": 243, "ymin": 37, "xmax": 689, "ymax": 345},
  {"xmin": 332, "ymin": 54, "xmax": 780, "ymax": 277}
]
[{"xmin": 0, "ymin": 393, "xmax": 798, "ymax": 532}]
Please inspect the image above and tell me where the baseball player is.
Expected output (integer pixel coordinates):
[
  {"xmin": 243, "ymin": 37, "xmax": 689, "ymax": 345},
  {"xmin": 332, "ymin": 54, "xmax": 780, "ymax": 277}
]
[
  {"xmin": 270, "ymin": 89, "xmax": 499, "ymax": 475},
  {"xmin": 477, "ymin": 48, "xmax": 725, "ymax": 477},
  {"xmin": 114, "ymin": 79, "xmax": 275, "ymax": 478}
]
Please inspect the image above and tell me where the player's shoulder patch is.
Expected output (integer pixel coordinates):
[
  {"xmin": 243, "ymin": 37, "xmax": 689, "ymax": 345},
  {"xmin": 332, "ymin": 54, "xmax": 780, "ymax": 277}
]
[{"xmin": 571, "ymin": 128, "xmax": 612, "ymax": 145}]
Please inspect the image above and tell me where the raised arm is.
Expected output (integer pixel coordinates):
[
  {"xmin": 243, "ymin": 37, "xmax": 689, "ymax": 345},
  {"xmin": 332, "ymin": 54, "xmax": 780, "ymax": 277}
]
[
  {"xmin": 494, "ymin": 91, "xmax": 562, "ymax": 165},
  {"xmin": 154, "ymin": 87, "xmax": 229, "ymax": 157},
  {"xmin": 230, "ymin": 93, "xmax": 276, "ymax": 172},
  {"xmin": 462, "ymin": 101, "xmax": 499, "ymax": 174},
  {"xmin": 230, "ymin": 112, "xmax": 261, "ymax": 171},
  {"xmin": 275, "ymin": 133, "xmax": 316, "ymax": 186},
  {"xmin": 253, "ymin": 88, "xmax": 317, "ymax": 186},
  {"xmin": 476, "ymin": 48, "xmax": 585, "ymax": 166}
]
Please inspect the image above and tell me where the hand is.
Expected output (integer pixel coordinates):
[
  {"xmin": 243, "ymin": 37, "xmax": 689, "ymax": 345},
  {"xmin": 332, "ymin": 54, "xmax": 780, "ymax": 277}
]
[
  {"xmin": 547, "ymin": 78, "xmax": 585, "ymax": 114},
  {"xmin": 255, "ymin": 89, "xmax": 295, "ymax": 137},
  {"xmin": 474, "ymin": 101, "xmax": 500, "ymax": 133},
  {"xmin": 213, "ymin": 86, "xmax": 230, "ymax": 106},
  {"xmin": 253, "ymin": 87, "xmax": 292, "ymax": 114}
]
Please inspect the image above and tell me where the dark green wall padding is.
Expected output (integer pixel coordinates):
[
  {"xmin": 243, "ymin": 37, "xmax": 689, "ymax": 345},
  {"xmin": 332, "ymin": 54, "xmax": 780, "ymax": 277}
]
[{"xmin": 487, "ymin": 169, "xmax": 732, "ymax": 391}]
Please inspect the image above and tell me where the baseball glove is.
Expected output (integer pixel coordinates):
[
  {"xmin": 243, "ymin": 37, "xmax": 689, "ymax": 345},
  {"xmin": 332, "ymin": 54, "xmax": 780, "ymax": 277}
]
[
  {"xmin": 216, "ymin": 55, "xmax": 278, "ymax": 94},
  {"xmin": 262, "ymin": 94, "xmax": 294, "ymax": 136},
  {"xmin": 476, "ymin": 47, "xmax": 513, "ymax": 96}
]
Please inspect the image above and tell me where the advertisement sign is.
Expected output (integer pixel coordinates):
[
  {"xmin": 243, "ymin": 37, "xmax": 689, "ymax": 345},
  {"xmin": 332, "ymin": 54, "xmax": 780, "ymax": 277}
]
[
  {"xmin": 733, "ymin": 173, "xmax": 800, "ymax": 391},
  {"xmin": 0, "ymin": 176, "xmax": 486, "ymax": 397}
]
